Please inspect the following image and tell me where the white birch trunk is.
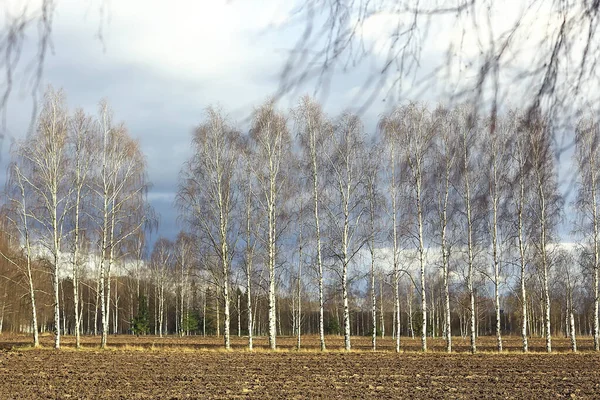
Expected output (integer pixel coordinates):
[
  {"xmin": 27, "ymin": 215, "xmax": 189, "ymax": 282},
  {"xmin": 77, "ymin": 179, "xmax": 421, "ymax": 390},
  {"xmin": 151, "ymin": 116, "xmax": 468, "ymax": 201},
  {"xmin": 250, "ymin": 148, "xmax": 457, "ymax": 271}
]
[
  {"xmin": 390, "ymin": 144, "xmax": 401, "ymax": 352},
  {"xmin": 413, "ymin": 160, "xmax": 427, "ymax": 352},
  {"xmin": 216, "ymin": 285, "xmax": 220, "ymax": 337},
  {"xmin": 593, "ymin": 182, "xmax": 600, "ymax": 351},
  {"xmin": 202, "ymin": 293, "xmax": 206, "ymax": 337},
  {"xmin": 159, "ymin": 282, "xmax": 164, "ymax": 337},
  {"xmin": 518, "ymin": 158, "xmax": 529, "ymax": 352},
  {"xmin": 463, "ymin": 128, "xmax": 477, "ymax": 354},
  {"xmin": 442, "ymin": 231, "xmax": 451, "ymax": 353},
  {"xmin": 16, "ymin": 170, "xmax": 40, "ymax": 347},
  {"xmin": 594, "ymin": 187, "xmax": 600, "ymax": 351},
  {"xmin": 408, "ymin": 290, "xmax": 414, "ymax": 339},
  {"xmin": 370, "ymin": 248, "xmax": 376, "ymax": 351},
  {"xmin": 379, "ymin": 276, "xmax": 385, "ymax": 339},
  {"xmin": 538, "ymin": 172, "xmax": 552, "ymax": 353},
  {"xmin": 297, "ymin": 206, "xmax": 303, "ymax": 350},
  {"xmin": 570, "ymin": 308, "xmax": 577, "ymax": 352},
  {"xmin": 268, "ymin": 195, "xmax": 277, "ymax": 350},
  {"xmin": 342, "ymin": 182, "xmax": 351, "ymax": 351},
  {"xmin": 245, "ymin": 191, "xmax": 254, "ymax": 349},
  {"xmin": 237, "ymin": 294, "xmax": 241, "ymax": 338},
  {"xmin": 491, "ymin": 156, "xmax": 503, "ymax": 352},
  {"xmin": 311, "ymin": 150, "xmax": 326, "ymax": 351},
  {"xmin": 418, "ymin": 190, "xmax": 426, "ymax": 352}
]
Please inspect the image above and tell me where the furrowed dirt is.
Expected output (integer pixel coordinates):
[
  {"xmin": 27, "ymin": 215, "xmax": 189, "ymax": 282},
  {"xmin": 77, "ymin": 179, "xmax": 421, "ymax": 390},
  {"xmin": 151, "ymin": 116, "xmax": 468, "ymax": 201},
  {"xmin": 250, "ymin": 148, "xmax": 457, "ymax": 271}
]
[{"xmin": 0, "ymin": 336, "xmax": 599, "ymax": 399}]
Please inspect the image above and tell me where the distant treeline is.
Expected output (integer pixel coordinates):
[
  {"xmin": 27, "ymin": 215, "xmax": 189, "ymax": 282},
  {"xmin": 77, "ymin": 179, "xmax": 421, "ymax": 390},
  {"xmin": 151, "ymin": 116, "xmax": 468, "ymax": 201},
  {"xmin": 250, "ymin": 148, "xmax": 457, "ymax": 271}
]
[{"xmin": 1, "ymin": 89, "xmax": 599, "ymax": 354}]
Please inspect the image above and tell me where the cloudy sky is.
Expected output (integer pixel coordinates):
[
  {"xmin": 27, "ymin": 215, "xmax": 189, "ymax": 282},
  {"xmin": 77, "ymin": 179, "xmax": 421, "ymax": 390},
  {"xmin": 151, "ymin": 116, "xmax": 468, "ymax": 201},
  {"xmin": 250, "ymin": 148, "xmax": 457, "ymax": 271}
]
[
  {"xmin": 1, "ymin": 0, "xmax": 306, "ymax": 242},
  {"xmin": 1, "ymin": 0, "xmax": 401, "ymax": 243},
  {"xmin": 0, "ymin": 0, "xmax": 582, "ymax": 243}
]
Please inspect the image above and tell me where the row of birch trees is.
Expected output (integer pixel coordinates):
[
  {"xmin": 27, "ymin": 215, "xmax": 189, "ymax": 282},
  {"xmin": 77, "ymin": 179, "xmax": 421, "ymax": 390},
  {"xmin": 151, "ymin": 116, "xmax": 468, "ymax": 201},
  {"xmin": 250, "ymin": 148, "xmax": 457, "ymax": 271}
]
[
  {"xmin": 2, "ymin": 88, "xmax": 600, "ymax": 354},
  {"xmin": 175, "ymin": 96, "xmax": 600, "ymax": 354},
  {"xmin": 1, "ymin": 87, "xmax": 151, "ymax": 349}
]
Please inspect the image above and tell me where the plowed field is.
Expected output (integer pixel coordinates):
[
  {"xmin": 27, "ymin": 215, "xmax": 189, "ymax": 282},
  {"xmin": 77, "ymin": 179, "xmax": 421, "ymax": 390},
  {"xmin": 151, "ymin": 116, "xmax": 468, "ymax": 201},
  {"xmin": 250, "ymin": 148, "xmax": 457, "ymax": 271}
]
[{"xmin": 0, "ymin": 335, "xmax": 598, "ymax": 399}]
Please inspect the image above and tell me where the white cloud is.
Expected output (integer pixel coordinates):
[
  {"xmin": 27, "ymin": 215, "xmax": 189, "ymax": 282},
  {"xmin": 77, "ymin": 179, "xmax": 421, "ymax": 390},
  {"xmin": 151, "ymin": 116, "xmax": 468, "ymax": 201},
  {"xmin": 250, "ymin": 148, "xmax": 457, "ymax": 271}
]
[{"xmin": 50, "ymin": 0, "xmax": 294, "ymax": 87}]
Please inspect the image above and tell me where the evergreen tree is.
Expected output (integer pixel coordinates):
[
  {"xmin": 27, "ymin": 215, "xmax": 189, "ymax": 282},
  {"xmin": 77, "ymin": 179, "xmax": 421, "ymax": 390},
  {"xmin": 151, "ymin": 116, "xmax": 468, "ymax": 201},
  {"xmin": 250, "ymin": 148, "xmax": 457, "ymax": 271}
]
[{"xmin": 132, "ymin": 295, "xmax": 150, "ymax": 336}]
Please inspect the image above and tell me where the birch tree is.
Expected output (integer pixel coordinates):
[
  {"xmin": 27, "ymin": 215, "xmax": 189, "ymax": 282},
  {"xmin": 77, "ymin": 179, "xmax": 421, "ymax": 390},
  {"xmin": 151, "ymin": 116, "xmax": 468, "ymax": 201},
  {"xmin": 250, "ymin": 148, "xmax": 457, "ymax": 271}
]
[
  {"xmin": 294, "ymin": 189, "xmax": 307, "ymax": 350},
  {"xmin": 559, "ymin": 250, "xmax": 578, "ymax": 352},
  {"xmin": 431, "ymin": 106, "xmax": 458, "ymax": 352},
  {"xmin": 398, "ymin": 103, "xmax": 435, "ymax": 352},
  {"xmin": 94, "ymin": 101, "xmax": 149, "ymax": 348},
  {"xmin": 2, "ymin": 163, "xmax": 40, "ymax": 347},
  {"xmin": 457, "ymin": 107, "xmax": 480, "ymax": 354},
  {"xmin": 150, "ymin": 238, "xmax": 173, "ymax": 337},
  {"xmin": 240, "ymin": 141, "xmax": 258, "ymax": 350},
  {"xmin": 574, "ymin": 117, "xmax": 600, "ymax": 351},
  {"xmin": 380, "ymin": 113, "xmax": 403, "ymax": 352},
  {"xmin": 177, "ymin": 107, "xmax": 240, "ymax": 349},
  {"xmin": 484, "ymin": 114, "xmax": 512, "ymax": 352},
  {"xmin": 326, "ymin": 112, "xmax": 367, "ymax": 351},
  {"xmin": 174, "ymin": 232, "xmax": 193, "ymax": 336},
  {"xmin": 250, "ymin": 100, "xmax": 290, "ymax": 350},
  {"xmin": 294, "ymin": 96, "xmax": 328, "ymax": 351},
  {"xmin": 526, "ymin": 113, "xmax": 562, "ymax": 353},
  {"xmin": 508, "ymin": 110, "xmax": 533, "ymax": 352},
  {"xmin": 364, "ymin": 140, "xmax": 382, "ymax": 351},
  {"xmin": 68, "ymin": 109, "xmax": 95, "ymax": 348},
  {"xmin": 16, "ymin": 88, "xmax": 71, "ymax": 349}
]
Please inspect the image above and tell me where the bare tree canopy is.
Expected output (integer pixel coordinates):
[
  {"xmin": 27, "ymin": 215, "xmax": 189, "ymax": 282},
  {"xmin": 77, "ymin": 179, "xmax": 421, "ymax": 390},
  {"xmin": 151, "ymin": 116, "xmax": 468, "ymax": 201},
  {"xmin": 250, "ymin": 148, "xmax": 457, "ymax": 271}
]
[
  {"xmin": 278, "ymin": 0, "xmax": 600, "ymax": 124},
  {"xmin": 1, "ymin": 4, "xmax": 600, "ymax": 365},
  {"xmin": 0, "ymin": 0, "xmax": 110, "ymax": 135}
]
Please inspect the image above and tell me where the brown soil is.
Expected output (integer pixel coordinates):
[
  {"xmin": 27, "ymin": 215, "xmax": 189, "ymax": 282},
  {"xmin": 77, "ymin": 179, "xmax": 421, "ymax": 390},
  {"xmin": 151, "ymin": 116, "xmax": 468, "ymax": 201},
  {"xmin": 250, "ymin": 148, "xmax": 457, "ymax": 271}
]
[
  {"xmin": 0, "ymin": 334, "xmax": 596, "ymax": 352},
  {"xmin": 0, "ymin": 335, "xmax": 598, "ymax": 399}
]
